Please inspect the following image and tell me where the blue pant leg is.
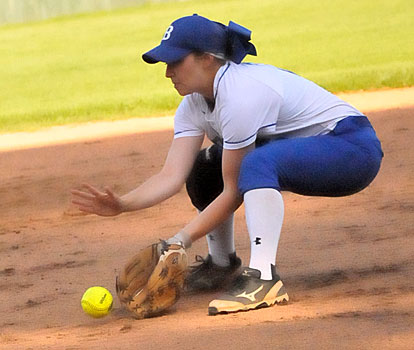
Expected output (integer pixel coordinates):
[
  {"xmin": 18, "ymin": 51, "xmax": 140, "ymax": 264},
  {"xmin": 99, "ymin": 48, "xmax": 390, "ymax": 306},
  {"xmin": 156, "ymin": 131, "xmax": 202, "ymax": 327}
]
[{"xmin": 238, "ymin": 117, "xmax": 383, "ymax": 197}]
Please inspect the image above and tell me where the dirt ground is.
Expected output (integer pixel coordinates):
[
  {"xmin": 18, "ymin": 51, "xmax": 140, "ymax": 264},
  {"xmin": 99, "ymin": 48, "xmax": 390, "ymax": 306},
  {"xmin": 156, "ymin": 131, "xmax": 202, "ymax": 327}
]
[{"xmin": 1, "ymin": 89, "xmax": 413, "ymax": 349}]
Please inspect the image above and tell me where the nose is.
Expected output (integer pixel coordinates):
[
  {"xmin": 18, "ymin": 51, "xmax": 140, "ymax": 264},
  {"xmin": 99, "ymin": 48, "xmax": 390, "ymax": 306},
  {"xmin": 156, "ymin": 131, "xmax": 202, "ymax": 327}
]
[{"xmin": 165, "ymin": 64, "xmax": 174, "ymax": 78}]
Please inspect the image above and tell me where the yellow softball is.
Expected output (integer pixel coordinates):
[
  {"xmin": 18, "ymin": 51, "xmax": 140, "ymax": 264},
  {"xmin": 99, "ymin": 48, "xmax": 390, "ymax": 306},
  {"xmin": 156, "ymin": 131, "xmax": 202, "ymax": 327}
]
[{"xmin": 81, "ymin": 286, "xmax": 113, "ymax": 318}]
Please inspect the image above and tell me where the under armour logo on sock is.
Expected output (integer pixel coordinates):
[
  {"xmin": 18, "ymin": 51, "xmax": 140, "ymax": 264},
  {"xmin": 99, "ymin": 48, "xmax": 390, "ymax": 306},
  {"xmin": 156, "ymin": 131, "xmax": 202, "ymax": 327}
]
[
  {"xmin": 207, "ymin": 234, "xmax": 215, "ymax": 241},
  {"xmin": 254, "ymin": 237, "xmax": 261, "ymax": 245}
]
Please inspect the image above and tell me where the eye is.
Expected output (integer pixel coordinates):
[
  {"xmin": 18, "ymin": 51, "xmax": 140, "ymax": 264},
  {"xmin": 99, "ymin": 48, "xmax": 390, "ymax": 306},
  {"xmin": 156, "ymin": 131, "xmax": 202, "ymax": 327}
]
[{"xmin": 168, "ymin": 58, "xmax": 184, "ymax": 68}]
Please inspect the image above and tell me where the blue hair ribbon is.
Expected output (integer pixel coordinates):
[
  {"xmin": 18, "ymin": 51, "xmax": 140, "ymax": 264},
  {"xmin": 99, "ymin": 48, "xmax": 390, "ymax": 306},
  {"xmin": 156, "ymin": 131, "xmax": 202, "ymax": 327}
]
[{"xmin": 225, "ymin": 21, "xmax": 257, "ymax": 64}]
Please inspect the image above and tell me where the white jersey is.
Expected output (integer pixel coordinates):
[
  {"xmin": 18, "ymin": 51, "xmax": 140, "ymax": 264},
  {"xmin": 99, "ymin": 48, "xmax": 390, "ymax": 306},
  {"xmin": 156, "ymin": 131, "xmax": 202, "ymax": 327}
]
[{"xmin": 174, "ymin": 62, "xmax": 363, "ymax": 150}]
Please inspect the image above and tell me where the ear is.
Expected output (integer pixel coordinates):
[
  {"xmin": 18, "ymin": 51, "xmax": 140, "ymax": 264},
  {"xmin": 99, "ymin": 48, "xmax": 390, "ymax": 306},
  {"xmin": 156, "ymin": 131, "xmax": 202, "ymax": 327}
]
[{"xmin": 202, "ymin": 54, "xmax": 218, "ymax": 68}]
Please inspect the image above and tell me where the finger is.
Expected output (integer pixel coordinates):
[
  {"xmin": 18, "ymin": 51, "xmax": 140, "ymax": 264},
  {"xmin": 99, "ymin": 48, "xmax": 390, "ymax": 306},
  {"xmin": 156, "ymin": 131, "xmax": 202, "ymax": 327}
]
[
  {"xmin": 104, "ymin": 187, "xmax": 116, "ymax": 199},
  {"xmin": 72, "ymin": 197, "xmax": 89, "ymax": 205},
  {"xmin": 76, "ymin": 206, "xmax": 97, "ymax": 214},
  {"xmin": 72, "ymin": 199, "xmax": 94, "ymax": 207},
  {"xmin": 82, "ymin": 183, "xmax": 104, "ymax": 197},
  {"xmin": 76, "ymin": 205, "xmax": 113, "ymax": 217},
  {"xmin": 71, "ymin": 189, "xmax": 95, "ymax": 200},
  {"xmin": 73, "ymin": 201, "xmax": 98, "ymax": 213}
]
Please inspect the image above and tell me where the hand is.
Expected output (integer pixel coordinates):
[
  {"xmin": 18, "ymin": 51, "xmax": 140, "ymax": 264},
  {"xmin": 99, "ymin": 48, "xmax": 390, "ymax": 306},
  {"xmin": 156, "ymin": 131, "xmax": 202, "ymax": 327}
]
[{"xmin": 71, "ymin": 184, "xmax": 123, "ymax": 216}]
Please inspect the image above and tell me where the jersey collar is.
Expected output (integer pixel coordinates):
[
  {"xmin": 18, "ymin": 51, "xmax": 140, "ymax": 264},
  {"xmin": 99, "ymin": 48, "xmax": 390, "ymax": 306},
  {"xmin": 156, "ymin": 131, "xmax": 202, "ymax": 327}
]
[{"xmin": 213, "ymin": 62, "xmax": 231, "ymax": 101}]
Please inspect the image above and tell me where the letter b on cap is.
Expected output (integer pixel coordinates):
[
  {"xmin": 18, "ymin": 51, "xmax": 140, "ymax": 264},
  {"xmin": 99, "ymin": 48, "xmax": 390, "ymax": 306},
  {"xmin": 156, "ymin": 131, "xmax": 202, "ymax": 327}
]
[{"xmin": 163, "ymin": 26, "xmax": 174, "ymax": 40}]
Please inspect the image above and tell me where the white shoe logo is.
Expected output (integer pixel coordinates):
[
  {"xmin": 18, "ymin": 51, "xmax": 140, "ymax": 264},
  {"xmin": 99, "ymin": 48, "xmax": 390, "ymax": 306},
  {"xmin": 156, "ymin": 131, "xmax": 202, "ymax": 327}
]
[{"xmin": 236, "ymin": 285, "xmax": 264, "ymax": 302}]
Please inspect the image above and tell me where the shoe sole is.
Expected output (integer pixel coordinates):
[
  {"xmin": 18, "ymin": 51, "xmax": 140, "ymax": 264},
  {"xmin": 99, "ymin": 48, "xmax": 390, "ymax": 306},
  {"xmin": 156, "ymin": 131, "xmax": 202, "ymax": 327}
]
[{"xmin": 208, "ymin": 281, "xmax": 289, "ymax": 316}]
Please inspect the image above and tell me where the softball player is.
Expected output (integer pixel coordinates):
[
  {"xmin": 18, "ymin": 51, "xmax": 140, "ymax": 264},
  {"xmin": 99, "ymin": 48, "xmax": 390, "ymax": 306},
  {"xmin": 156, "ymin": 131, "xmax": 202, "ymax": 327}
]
[{"xmin": 72, "ymin": 14, "xmax": 383, "ymax": 315}]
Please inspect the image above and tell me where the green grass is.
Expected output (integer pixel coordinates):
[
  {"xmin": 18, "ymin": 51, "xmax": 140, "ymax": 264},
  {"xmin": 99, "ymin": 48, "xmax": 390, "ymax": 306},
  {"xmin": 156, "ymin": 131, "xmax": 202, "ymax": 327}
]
[{"xmin": 0, "ymin": 0, "xmax": 413, "ymax": 133}]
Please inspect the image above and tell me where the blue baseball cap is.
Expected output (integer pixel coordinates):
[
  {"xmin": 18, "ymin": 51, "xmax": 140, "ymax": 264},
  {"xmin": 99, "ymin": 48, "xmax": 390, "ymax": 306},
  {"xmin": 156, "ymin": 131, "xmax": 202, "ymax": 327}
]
[{"xmin": 142, "ymin": 14, "xmax": 256, "ymax": 64}]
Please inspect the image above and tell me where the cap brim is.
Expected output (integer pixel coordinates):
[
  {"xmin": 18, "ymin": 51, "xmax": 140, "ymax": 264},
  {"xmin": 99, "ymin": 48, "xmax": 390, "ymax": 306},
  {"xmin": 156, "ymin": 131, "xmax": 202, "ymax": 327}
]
[{"xmin": 142, "ymin": 44, "xmax": 191, "ymax": 64}]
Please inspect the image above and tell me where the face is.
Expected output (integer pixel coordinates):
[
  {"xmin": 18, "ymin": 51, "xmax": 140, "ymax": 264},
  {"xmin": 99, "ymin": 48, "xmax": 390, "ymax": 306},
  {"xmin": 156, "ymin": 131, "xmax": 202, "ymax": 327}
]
[{"xmin": 165, "ymin": 53, "xmax": 209, "ymax": 97}]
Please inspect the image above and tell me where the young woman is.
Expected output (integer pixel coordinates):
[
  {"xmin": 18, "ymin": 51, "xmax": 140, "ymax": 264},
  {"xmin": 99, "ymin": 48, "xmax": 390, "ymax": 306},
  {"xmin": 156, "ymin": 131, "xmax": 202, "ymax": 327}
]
[{"xmin": 72, "ymin": 14, "xmax": 383, "ymax": 315}]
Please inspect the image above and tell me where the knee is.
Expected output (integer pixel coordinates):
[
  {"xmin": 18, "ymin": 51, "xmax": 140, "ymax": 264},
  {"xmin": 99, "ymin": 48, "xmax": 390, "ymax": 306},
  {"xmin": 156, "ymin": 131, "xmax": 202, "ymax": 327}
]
[
  {"xmin": 238, "ymin": 149, "xmax": 281, "ymax": 194},
  {"xmin": 186, "ymin": 145, "xmax": 223, "ymax": 211}
]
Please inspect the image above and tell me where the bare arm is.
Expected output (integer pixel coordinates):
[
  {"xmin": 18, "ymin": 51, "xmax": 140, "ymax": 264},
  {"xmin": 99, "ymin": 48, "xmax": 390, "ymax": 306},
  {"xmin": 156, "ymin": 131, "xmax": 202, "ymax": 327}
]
[
  {"xmin": 181, "ymin": 143, "xmax": 255, "ymax": 241},
  {"xmin": 71, "ymin": 136, "xmax": 204, "ymax": 216}
]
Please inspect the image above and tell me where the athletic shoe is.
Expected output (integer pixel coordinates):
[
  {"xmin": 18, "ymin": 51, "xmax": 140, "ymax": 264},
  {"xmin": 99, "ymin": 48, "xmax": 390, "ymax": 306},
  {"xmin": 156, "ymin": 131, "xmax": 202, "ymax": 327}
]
[
  {"xmin": 208, "ymin": 265, "xmax": 289, "ymax": 315},
  {"xmin": 184, "ymin": 253, "xmax": 242, "ymax": 293}
]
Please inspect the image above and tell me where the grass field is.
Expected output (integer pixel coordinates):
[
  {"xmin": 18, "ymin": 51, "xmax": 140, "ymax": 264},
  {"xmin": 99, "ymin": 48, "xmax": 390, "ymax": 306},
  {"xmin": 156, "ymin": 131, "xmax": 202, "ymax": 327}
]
[{"xmin": 0, "ymin": 0, "xmax": 413, "ymax": 133}]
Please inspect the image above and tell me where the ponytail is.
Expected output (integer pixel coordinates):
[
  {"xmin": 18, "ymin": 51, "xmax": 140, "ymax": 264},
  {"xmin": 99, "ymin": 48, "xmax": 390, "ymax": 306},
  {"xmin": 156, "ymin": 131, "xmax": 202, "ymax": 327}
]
[{"xmin": 225, "ymin": 21, "xmax": 257, "ymax": 64}]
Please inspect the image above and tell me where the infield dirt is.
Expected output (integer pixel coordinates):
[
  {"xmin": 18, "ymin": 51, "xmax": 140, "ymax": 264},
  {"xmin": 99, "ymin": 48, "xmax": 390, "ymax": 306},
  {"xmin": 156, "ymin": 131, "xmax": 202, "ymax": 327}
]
[{"xmin": 1, "ymin": 89, "xmax": 413, "ymax": 349}]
